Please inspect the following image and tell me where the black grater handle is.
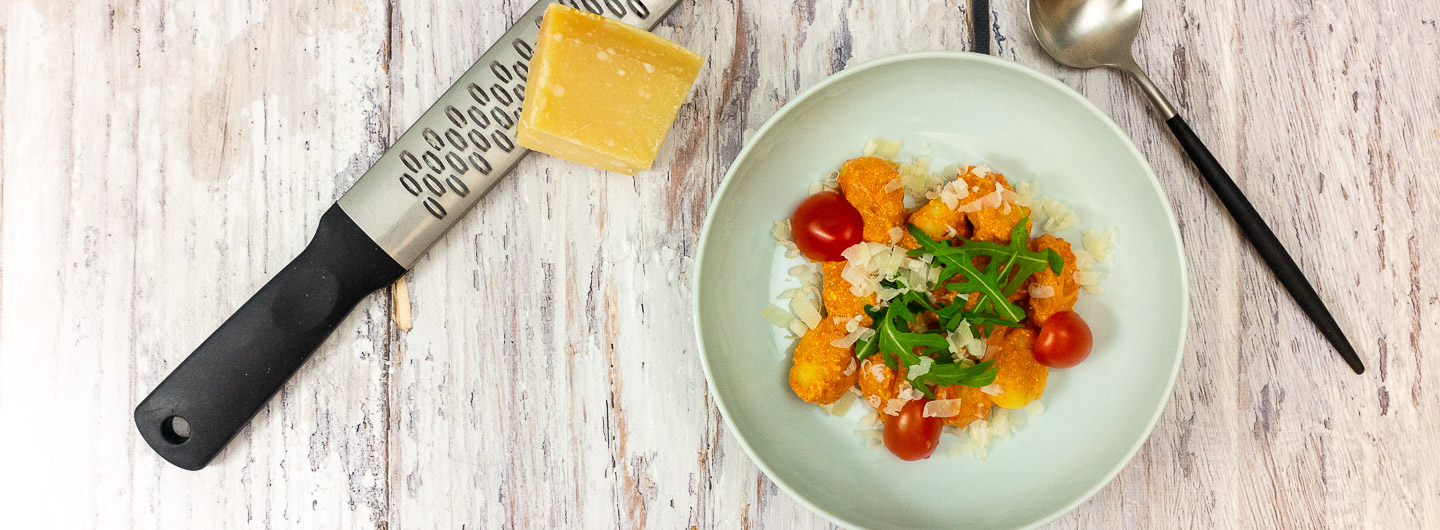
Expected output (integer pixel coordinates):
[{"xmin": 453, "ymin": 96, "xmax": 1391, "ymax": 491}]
[{"xmin": 134, "ymin": 204, "xmax": 405, "ymax": 470}]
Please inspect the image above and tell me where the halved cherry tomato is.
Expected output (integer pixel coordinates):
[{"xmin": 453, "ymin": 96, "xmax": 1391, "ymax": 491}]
[
  {"xmin": 791, "ymin": 192, "xmax": 863, "ymax": 262},
  {"xmin": 1033, "ymin": 311, "xmax": 1093, "ymax": 368},
  {"xmin": 883, "ymin": 399, "xmax": 942, "ymax": 461}
]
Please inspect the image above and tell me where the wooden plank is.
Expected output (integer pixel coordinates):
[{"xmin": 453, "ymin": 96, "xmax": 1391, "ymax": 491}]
[{"xmin": 0, "ymin": 0, "xmax": 393, "ymax": 527}]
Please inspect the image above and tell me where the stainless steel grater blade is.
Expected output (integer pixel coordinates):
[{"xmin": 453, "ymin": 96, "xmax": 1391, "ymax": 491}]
[
  {"xmin": 341, "ymin": 0, "xmax": 684, "ymax": 268},
  {"xmin": 135, "ymin": 0, "xmax": 683, "ymax": 471}
]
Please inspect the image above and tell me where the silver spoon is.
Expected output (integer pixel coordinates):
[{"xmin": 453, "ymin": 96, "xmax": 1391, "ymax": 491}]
[{"xmin": 1028, "ymin": 0, "xmax": 1365, "ymax": 374}]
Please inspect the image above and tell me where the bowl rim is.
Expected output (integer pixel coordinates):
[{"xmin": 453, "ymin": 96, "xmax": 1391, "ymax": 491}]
[{"xmin": 691, "ymin": 50, "xmax": 1190, "ymax": 530}]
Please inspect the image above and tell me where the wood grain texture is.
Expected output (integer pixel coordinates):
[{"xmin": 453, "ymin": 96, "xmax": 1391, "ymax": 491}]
[{"xmin": 0, "ymin": 0, "xmax": 1436, "ymax": 528}]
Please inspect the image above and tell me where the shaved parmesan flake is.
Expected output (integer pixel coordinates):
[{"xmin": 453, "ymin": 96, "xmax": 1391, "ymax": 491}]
[
  {"xmin": 842, "ymin": 358, "xmax": 857, "ymax": 376},
  {"xmin": 888, "ymin": 226, "xmax": 904, "ymax": 244},
  {"xmin": 980, "ymin": 384, "xmax": 1003, "ymax": 396},
  {"xmin": 949, "ymin": 401, "xmax": 1045, "ymax": 459},
  {"xmin": 772, "ymin": 219, "xmax": 791, "ymax": 242},
  {"xmin": 966, "ymin": 336, "xmax": 987, "ymax": 359},
  {"xmin": 884, "ymin": 177, "xmax": 904, "ymax": 193},
  {"xmin": 761, "ymin": 304, "xmax": 791, "ymax": 329},
  {"xmin": 1036, "ymin": 196, "xmax": 1080, "ymax": 232},
  {"xmin": 1073, "ymin": 248, "xmax": 1097, "ymax": 270},
  {"xmin": 841, "ymin": 242, "xmax": 873, "ymax": 263},
  {"xmin": 1044, "ymin": 211, "xmax": 1079, "ymax": 232},
  {"xmin": 883, "ymin": 398, "xmax": 907, "ymax": 416},
  {"xmin": 897, "ymin": 380, "xmax": 923, "ymax": 401},
  {"xmin": 874, "ymin": 283, "xmax": 902, "ymax": 302},
  {"xmin": 867, "ymin": 394, "xmax": 882, "ymax": 410},
  {"xmin": 1028, "ymin": 284, "xmax": 1056, "ymax": 299},
  {"xmin": 860, "ymin": 412, "xmax": 880, "ymax": 428},
  {"xmin": 1075, "ymin": 270, "xmax": 1103, "ymax": 286},
  {"xmin": 831, "ymin": 326, "xmax": 872, "ymax": 348},
  {"xmin": 1000, "ymin": 188, "xmax": 1031, "ymax": 207},
  {"xmin": 840, "ymin": 241, "xmax": 920, "ymax": 299},
  {"xmin": 953, "ymin": 183, "xmax": 1005, "ymax": 214},
  {"xmin": 905, "ymin": 356, "xmax": 934, "ymax": 380},
  {"xmin": 788, "ymin": 319, "xmax": 808, "ymax": 337},
  {"xmin": 790, "ymin": 295, "xmax": 822, "ymax": 329},
  {"xmin": 870, "ymin": 362, "xmax": 886, "ymax": 382},
  {"xmin": 946, "ymin": 325, "xmax": 986, "ymax": 362},
  {"xmin": 1013, "ymin": 180, "xmax": 1039, "ymax": 200},
  {"xmin": 863, "ymin": 138, "xmax": 902, "ymax": 159},
  {"xmin": 826, "ymin": 390, "xmax": 857, "ymax": 416},
  {"xmin": 923, "ymin": 398, "xmax": 965, "ymax": 418},
  {"xmin": 1082, "ymin": 227, "xmax": 1117, "ymax": 264}
]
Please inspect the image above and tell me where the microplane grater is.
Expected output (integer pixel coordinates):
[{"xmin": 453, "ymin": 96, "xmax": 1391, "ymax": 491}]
[
  {"xmin": 343, "ymin": 0, "xmax": 682, "ymax": 267},
  {"xmin": 135, "ymin": 0, "xmax": 684, "ymax": 471}
]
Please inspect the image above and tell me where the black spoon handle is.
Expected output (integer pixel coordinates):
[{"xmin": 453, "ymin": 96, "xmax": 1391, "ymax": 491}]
[
  {"xmin": 1164, "ymin": 115, "xmax": 1364, "ymax": 374},
  {"xmin": 134, "ymin": 204, "xmax": 405, "ymax": 470}
]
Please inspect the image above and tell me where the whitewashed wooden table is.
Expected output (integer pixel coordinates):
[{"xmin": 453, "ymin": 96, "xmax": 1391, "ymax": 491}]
[{"xmin": 2, "ymin": 0, "xmax": 1438, "ymax": 527}]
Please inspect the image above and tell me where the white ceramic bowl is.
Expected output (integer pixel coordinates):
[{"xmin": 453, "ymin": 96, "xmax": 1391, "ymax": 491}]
[{"xmin": 694, "ymin": 51, "xmax": 1188, "ymax": 529}]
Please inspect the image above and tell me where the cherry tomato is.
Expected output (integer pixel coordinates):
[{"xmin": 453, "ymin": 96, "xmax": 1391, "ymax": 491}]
[
  {"xmin": 791, "ymin": 192, "xmax": 863, "ymax": 262},
  {"xmin": 1033, "ymin": 311, "xmax": 1094, "ymax": 368},
  {"xmin": 883, "ymin": 399, "xmax": 942, "ymax": 461}
]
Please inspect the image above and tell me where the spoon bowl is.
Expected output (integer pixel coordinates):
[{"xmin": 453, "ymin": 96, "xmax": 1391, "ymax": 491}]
[{"xmin": 1029, "ymin": 0, "xmax": 1143, "ymax": 69}]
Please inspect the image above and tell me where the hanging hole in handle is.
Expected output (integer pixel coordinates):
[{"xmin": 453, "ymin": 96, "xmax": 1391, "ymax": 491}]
[{"xmin": 161, "ymin": 415, "xmax": 191, "ymax": 445}]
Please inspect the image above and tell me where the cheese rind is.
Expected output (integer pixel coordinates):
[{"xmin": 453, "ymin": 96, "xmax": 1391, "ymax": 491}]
[{"xmin": 518, "ymin": 4, "xmax": 704, "ymax": 175}]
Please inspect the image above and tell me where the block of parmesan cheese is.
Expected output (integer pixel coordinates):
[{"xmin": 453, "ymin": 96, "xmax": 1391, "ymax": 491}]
[{"xmin": 517, "ymin": 4, "xmax": 704, "ymax": 175}]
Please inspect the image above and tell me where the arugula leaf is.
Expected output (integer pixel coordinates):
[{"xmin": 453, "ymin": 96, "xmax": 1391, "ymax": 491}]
[
  {"xmin": 854, "ymin": 289, "xmax": 948, "ymax": 364},
  {"xmin": 892, "ymin": 349, "xmax": 999, "ymax": 398},
  {"xmin": 933, "ymin": 302, "xmax": 1021, "ymax": 338},
  {"xmin": 850, "ymin": 220, "xmax": 1061, "ymax": 394},
  {"xmin": 921, "ymin": 359, "xmax": 998, "ymax": 389},
  {"xmin": 905, "ymin": 219, "xmax": 1061, "ymax": 326},
  {"xmin": 855, "ymin": 284, "xmax": 997, "ymax": 393}
]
